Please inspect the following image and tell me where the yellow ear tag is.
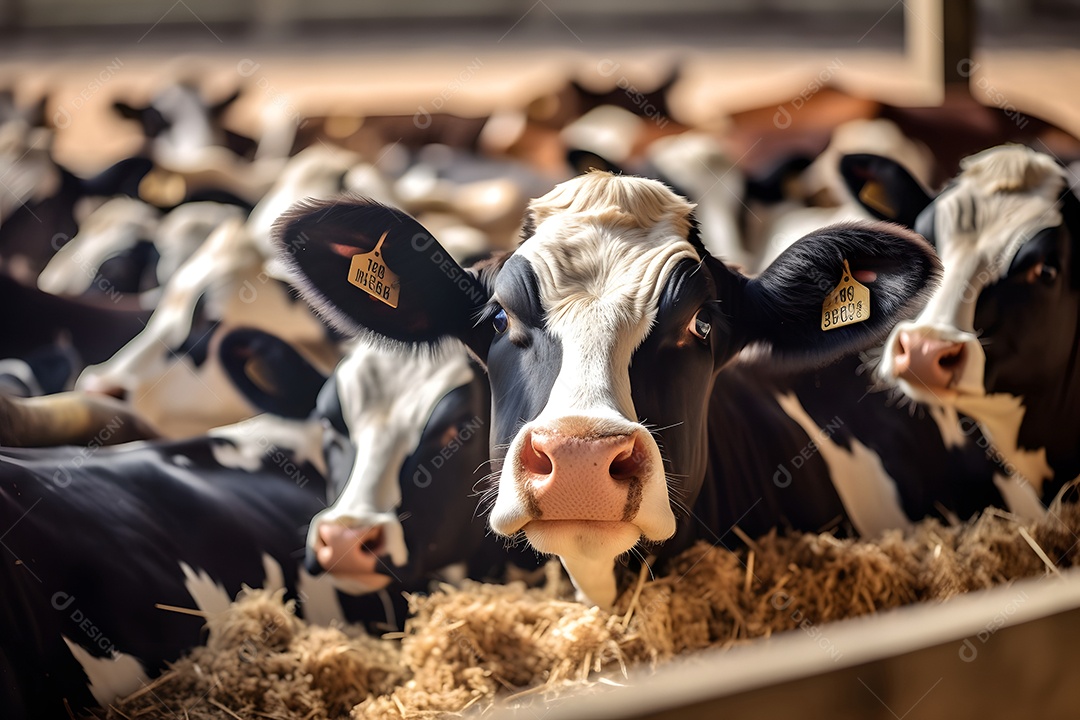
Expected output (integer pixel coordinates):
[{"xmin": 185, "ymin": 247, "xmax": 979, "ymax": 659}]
[
  {"xmin": 347, "ymin": 230, "xmax": 400, "ymax": 308},
  {"xmin": 821, "ymin": 260, "xmax": 870, "ymax": 331},
  {"xmin": 858, "ymin": 180, "xmax": 895, "ymax": 218}
]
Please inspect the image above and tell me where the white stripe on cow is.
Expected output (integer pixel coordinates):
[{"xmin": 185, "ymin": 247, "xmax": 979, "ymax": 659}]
[
  {"xmin": 956, "ymin": 392, "xmax": 1051, "ymax": 517},
  {"xmin": 62, "ymin": 636, "xmax": 148, "ymax": 706},
  {"xmin": 775, "ymin": 392, "xmax": 911, "ymax": 536},
  {"xmin": 297, "ymin": 568, "xmax": 347, "ymax": 627},
  {"xmin": 179, "ymin": 561, "xmax": 231, "ymax": 616}
]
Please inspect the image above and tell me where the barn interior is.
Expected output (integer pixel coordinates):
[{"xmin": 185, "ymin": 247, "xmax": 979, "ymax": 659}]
[{"xmin": 2, "ymin": 1, "xmax": 1080, "ymax": 718}]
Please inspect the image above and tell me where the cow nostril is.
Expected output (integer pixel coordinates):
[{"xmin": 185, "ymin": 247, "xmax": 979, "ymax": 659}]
[
  {"xmin": 609, "ymin": 437, "xmax": 645, "ymax": 482},
  {"xmin": 104, "ymin": 386, "xmax": 128, "ymax": 401},
  {"xmin": 357, "ymin": 526, "xmax": 385, "ymax": 556},
  {"xmin": 938, "ymin": 345, "xmax": 965, "ymax": 370},
  {"xmin": 521, "ymin": 431, "xmax": 554, "ymax": 476}
]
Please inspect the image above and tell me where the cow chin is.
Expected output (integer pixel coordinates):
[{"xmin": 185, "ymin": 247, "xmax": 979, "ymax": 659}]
[{"xmin": 523, "ymin": 519, "xmax": 643, "ymax": 608}]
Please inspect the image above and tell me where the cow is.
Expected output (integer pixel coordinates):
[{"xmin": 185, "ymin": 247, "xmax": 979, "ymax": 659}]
[
  {"xmin": 0, "ymin": 323, "xmax": 524, "ymax": 718},
  {"xmin": 842, "ymin": 144, "xmax": 1080, "ymax": 516},
  {"xmin": 112, "ymin": 81, "xmax": 257, "ymax": 165},
  {"xmin": 74, "ymin": 147, "xmax": 368, "ymax": 437},
  {"xmin": 217, "ymin": 328, "xmax": 511, "ymax": 595},
  {"xmin": 0, "ymin": 119, "xmax": 153, "ymax": 283},
  {"xmin": 0, "ymin": 421, "xmax": 342, "ymax": 719},
  {"xmin": 36, "ymin": 197, "xmax": 245, "ymax": 299},
  {"xmin": 274, "ymin": 172, "xmax": 945, "ymax": 607},
  {"xmin": 74, "ymin": 216, "xmax": 340, "ymax": 437},
  {"xmin": 0, "ymin": 273, "xmax": 152, "ymax": 393}
]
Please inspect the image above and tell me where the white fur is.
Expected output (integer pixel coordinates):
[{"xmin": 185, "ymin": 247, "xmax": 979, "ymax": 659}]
[
  {"xmin": 775, "ymin": 392, "xmax": 911, "ymax": 536},
  {"xmin": 62, "ymin": 637, "xmax": 148, "ymax": 706}
]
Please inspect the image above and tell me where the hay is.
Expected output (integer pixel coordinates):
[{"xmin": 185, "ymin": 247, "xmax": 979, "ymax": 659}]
[{"xmin": 92, "ymin": 500, "xmax": 1080, "ymax": 720}]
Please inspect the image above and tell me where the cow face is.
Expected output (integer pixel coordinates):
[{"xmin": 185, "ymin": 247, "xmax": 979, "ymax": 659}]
[
  {"xmin": 303, "ymin": 342, "xmax": 489, "ymax": 592},
  {"xmin": 113, "ymin": 83, "xmax": 250, "ymax": 164},
  {"xmin": 277, "ymin": 173, "xmax": 939, "ymax": 606},
  {"xmin": 77, "ymin": 219, "xmax": 339, "ymax": 437},
  {"xmin": 844, "ymin": 146, "xmax": 1079, "ymax": 505},
  {"xmin": 217, "ymin": 328, "xmax": 490, "ymax": 592}
]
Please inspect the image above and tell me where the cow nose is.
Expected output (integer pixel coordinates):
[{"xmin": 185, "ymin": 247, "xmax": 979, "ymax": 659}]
[
  {"xmin": 307, "ymin": 523, "xmax": 385, "ymax": 576},
  {"xmin": 519, "ymin": 429, "xmax": 647, "ymax": 522},
  {"xmin": 893, "ymin": 331, "xmax": 966, "ymax": 391}
]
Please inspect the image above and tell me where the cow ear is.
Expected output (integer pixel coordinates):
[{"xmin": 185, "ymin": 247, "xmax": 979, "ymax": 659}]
[
  {"xmin": 218, "ymin": 328, "xmax": 328, "ymax": 419},
  {"xmin": 567, "ymin": 149, "xmax": 626, "ymax": 176},
  {"xmin": 210, "ymin": 88, "xmax": 243, "ymax": 118},
  {"xmin": 733, "ymin": 221, "xmax": 940, "ymax": 368},
  {"xmin": 840, "ymin": 153, "xmax": 933, "ymax": 228},
  {"xmin": 112, "ymin": 101, "xmax": 144, "ymax": 121},
  {"xmin": 744, "ymin": 153, "xmax": 814, "ymax": 203},
  {"xmin": 275, "ymin": 197, "xmax": 493, "ymax": 356}
]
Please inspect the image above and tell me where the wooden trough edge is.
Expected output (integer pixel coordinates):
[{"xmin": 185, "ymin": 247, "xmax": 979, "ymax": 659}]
[{"xmin": 517, "ymin": 567, "xmax": 1080, "ymax": 719}]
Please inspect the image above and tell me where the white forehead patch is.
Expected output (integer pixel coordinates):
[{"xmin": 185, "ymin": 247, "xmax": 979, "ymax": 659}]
[
  {"xmin": 514, "ymin": 172, "xmax": 700, "ymax": 420},
  {"xmin": 927, "ymin": 146, "xmax": 1066, "ymax": 328}
]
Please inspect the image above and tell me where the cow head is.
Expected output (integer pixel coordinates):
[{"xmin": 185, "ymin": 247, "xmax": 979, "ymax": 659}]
[
  {"xmin": 113, "ymin": 83, "xmax": 251, "ymax": 163},
  {"xmin": 844, "ymin": 145, "xmax": 1080, "ymax": 506},
  {"xmin": 277, "ymin": 173, "xmax": 939, "ymax": 606},
  {"xmin": 303, "ymin": 342, "xmax": 489, "ymax": 592},
  {"xmin": 77, "ymin": 218, "xmax": 339, "ymax": 437},
  {"xmin": 216, "ymin": 327, "xmax": 491, "ymax": 592}
]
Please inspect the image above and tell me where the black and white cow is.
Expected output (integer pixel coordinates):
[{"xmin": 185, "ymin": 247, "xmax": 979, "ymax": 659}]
[
  {"xmin": 843, "ymin": 144, "xmax": 1080, "ymax": 515},
  {"xmin": 113, "ymin": 82, "xmax": 257, "ymax": 165},
  {"xmin": 0, "ymin": 349, "xmax": 510, "ymax": 720},
  {"xmin": 0, "ymin": 423, "xmax": 337, "ymax": 719},
  {"xmin": 217, "ymin": 324, "xmax": 520, "ymax": 596},
  {"xmin": 0, "ymin": 117, "xmax": 153, "ymax": 283},
  {"xmin": 36, "ymin": 197, "xmax": 245, "ymax": 299},
  {"xmin": 275, "ymin": 172, "xmax": 945, "ymax": 606}
]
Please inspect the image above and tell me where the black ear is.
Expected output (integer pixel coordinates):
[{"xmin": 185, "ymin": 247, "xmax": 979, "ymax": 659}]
[
  {"xmin": 735, "ymin": 221, "xmax": 940, "ymax": 369},
  {"xmin": 218, "ymin": 328, "xmax": 328, "ymax": 419},
  {"xmin": 79, "ymin": 156, "xmax": 153, "ymax": 198},
  {"xmin": 567, "ymin": 149, "xmax": 626, "ymax": 176},
  {"xmin": 275, "ymin": 197, "xmax": 493, "ymax": 356},
  {"xmin": 840, "ymin": 153, "xmax": 933, "ymax": 228},
  {"xmin": 24, "ymin": 94, "xmax": 48, "ymax": 129},
  {"xmin": 744, "ymin": 154, "xmax": 814, "ymax": 203},
  {"xmin": 112, "ymin": 101, "xmax": 144, "ymax": 121},
  {"xmin": 209, "ymin": 87, "xmax": 243, "ymax": 118}
]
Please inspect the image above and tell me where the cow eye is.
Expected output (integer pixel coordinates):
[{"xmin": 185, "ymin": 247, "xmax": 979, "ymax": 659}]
[
  {"xmin": 493, "ymin": 308, "xmax": 509, "ymax": 333},
  {"xmin": 688, "ymin": 309, "xmax": 711, "ymax": 342},
  {"xmin": 1024, "ymin": 262, "xmax": 1058, "ymax": 285}
]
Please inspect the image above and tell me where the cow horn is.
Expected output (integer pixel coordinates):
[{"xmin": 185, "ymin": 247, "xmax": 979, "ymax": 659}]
[{"xmin": 0, "ymin": 392, "xmax": 161, "ymax": 447}]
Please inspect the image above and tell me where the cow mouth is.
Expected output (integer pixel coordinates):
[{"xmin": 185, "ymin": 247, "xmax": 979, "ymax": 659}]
[{"xmin": 522, "ymin": 519, "xmax": 642, "ymax": 557}]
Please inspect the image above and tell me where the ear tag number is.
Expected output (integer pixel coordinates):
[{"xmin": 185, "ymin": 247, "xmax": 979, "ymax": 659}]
[
  {"xmin": 821, "ymin": 259, "xmax": 870, "ymax": 331},
  {"xmin": 348, "ymin": 230, "xmax": 400, "ymax": 308}
]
